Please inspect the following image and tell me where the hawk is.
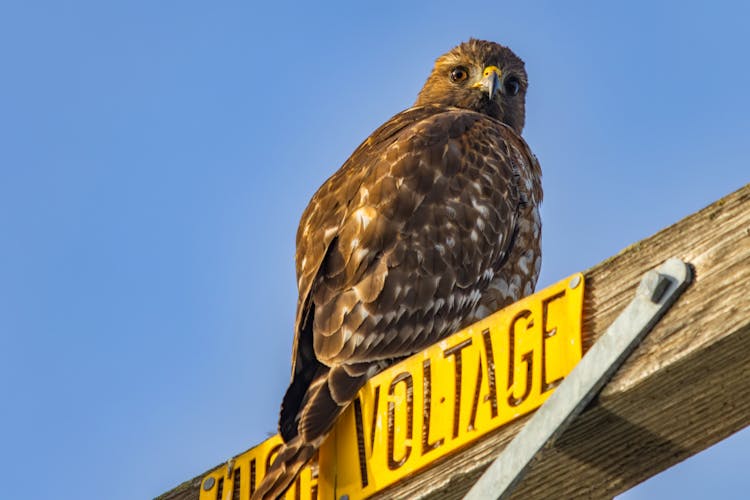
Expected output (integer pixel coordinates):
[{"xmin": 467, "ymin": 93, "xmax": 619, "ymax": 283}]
[{"xmin": 254, "ymin": 39, "xmax": 542, "ymax": 499}]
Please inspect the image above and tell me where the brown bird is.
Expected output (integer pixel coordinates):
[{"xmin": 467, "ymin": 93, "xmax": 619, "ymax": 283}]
[{"xmin": 253, "ymin": 39, "xmax": 542, "ymax": 499}]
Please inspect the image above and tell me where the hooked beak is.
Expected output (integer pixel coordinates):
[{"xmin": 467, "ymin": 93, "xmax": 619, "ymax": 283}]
[{"xmin": 474, "ymin": 65, "xmax": 502, "ymax": 100}]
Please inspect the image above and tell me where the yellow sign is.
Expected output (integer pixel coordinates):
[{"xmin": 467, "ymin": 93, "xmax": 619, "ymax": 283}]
[
  {"xmin": 197, "ymin": 434, "xmax": 318, "ymax": 500},
  {"xmin": 199, "ymin": 274, "xmax": 584, "ymax": 500}
]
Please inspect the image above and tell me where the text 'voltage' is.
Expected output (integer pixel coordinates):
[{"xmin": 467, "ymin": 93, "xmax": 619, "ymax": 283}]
[{"xmin": 199, "ymin": 273, "xmax": 584, "ymax": 500}]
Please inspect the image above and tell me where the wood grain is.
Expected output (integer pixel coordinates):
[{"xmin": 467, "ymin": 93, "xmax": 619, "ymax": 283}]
[{"xmin": 156, "ymin": 183, "xmax": 750, "ymax": 500}]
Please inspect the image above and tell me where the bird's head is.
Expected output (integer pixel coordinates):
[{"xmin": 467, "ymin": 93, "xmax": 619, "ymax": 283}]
[{"xmin": 415, "ymin": 39, "xmax": 528, "ymax": 134}]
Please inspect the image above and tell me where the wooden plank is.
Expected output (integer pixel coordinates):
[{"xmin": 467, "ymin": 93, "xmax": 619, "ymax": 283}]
[
  {"xmin": 464, "ymin": 259, "xmax": 691, "ymax": 500},
  {"xmin": 156, "ymin": 183, "xmax": 750, "ymax": 500}
]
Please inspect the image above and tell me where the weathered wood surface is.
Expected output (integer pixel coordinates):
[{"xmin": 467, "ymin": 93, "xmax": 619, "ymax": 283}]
[{"xmin": 157, "ymin": 183, "xmax": 750, "ymax": 500}]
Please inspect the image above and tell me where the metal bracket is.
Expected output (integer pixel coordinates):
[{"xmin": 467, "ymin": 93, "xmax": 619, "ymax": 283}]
[{"xmin": 463, "ymin": 257, "xmax": 692, "ymax": 500}]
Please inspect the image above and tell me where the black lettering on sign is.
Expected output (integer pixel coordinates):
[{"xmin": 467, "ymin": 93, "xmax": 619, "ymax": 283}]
[
  {"xmin": 443, "ymin": 338, "xmax": 473, "ymax": 439},
  {"xmin": 353, "ymin": 397, "xmax": 369, "ymax": 488},
  {"xmin": 481, "ymin": 328, "xmax": 499, "ymax": 418},
  {"xmin": 468, "ymin": 357, "xmax": 483, "ymax": 432},
  {"xmin": 387, "ymin": 372, "xmax": 414, "ymax": 470},
  {"xmin": 310, "ymin": 452, "xmax": 319, "ymax": 500},
  {"xmin": 266, "ymin": 443, "xmax": 281, "ymax": 475},
  {"xmin": 421, "ymin": 359, "xmax": 444, "ymax": 454},
  {"xmin": 250, "ymin": 458, "xmax": 256, "ymax": 496},
  {"xmin": 233, "ymin": 467, "xmax": 241, "ymax": 500},
  {"xmin": 353, "ymin": 386, "xmax": 381, "ymax": 488},
  {"xmin": 541, "ymin": 290, "xmax": 566, "ymax": 393},
  {"xmin": 507, "ymin": 309, "xmax": 534, "ymax": 407},
  {"xmin": 216, "ymin": 477, "xmax": 224, "ymax": 500},
  {"xmin": 370, "ymin": 386, "xmax": 380, "ymax": 451},
  {"xmin": 294, "ymin": 475, "xmax": 301, "ymax": 500}
]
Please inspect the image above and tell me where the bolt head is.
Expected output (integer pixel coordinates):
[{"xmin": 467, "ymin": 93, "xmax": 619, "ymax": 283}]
[
  {"xmin": 569, "ymin": 275, "xmax": 581, "ymax": 289},
  {"xmin": 640, "ymin": 270, "xmax": 671, "ymax": 303}
]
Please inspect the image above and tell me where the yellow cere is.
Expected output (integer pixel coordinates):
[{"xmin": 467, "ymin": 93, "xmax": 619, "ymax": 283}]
[
  {"xmin": 483, "ymin": 65, "xmax": 502, "ymax": 78},
  {"xmin": 199, "ymin": 273, "xmax": 584, "ymax": 500}
]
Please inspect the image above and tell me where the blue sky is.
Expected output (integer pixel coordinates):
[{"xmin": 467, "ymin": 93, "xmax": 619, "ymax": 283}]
[{"xmin": 1, "ymin": 1, "xmax": 748, "ymax": 499}]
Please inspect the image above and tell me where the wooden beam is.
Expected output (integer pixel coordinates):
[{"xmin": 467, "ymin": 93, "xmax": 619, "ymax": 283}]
[{"xmin": 156, "ymin": 183, "xmax": 750, "ymax": 500}]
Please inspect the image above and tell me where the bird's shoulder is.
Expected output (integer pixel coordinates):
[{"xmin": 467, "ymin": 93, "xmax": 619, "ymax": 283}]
[
  {"xmin": 295, "ymin": 104, "xmax": 519, "ymax": 248},
  {"xmin": 294, "ymin": 104, "xmax": 534, "ymax": 290}
]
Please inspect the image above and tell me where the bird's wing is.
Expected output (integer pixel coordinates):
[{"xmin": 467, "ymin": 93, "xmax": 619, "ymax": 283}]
[
  {"xmin": 290, "ymin": 104, "xmax": 448, "ymax": 374},
  {"xmin": 294, "ymin": 106, "xmax": 531, "ymax": 370}
]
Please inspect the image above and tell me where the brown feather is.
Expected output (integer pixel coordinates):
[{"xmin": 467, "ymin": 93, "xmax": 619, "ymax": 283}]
[{"xmin": 254, "ymin": 39, "xmax": 542, "ymax": 500}]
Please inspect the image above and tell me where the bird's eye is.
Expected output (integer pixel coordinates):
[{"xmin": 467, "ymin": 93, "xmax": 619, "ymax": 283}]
[
  {"xmin": 450, "ymin": 66, "xmax": 469, "ymax": 83},
  {"xmin": 503, "ymin": 77, "xmax": 521, "ymax": 96}
]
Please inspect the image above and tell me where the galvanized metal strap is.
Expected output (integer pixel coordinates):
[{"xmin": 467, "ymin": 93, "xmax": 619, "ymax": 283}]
[{"xmin": 463, "ymin": 257, "xmax": 692, "ymax": 500}]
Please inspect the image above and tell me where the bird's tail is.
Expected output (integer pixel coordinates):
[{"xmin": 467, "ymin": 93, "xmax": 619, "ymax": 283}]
[
  {"xmin": 252, "ymin": 364, "xmax": 369, "ymax": 500},
  {"xmin": 251, "ymin": 434, "xmax": 316, "ymax": 500}
]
